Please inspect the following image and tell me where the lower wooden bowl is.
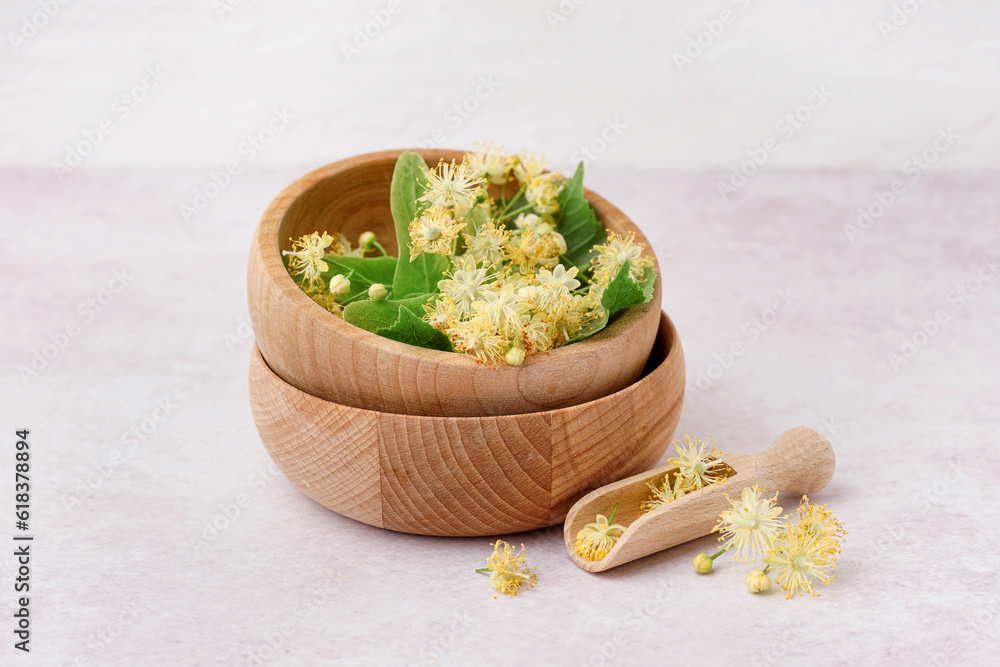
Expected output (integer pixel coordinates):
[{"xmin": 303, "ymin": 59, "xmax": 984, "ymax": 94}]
[{"xmin": 248, "ymin": 311, "xmax": 685, "ymax": 537}]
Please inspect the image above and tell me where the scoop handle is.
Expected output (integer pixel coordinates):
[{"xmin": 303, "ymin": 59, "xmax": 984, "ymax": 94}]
[{"xmin": 752, "ymin": 427, "xmax": 835, "ymax": 495}]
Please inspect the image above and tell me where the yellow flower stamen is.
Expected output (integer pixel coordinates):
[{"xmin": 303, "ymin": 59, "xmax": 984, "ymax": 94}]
[
  {"xmin": 574, "ymin": 504, "xmax": 626, "ymax": 561},
  {"xmin": 713, "ymin": 485, "xmax": 783, "ymax": 563},
  {"xmin": 764, "ymin": 498, "xmax": 846, "ymax": 599},
  {"xmin": 666, "ymin": 435, "xmax": 729, "ymax": 491},
  {"xmin": 477, "ymin": 541, "xmax": 536, "ymax": 597}
]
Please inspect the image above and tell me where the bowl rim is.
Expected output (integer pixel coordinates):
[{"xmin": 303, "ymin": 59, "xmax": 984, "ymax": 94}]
[
  {"xmin": 253, "ymin": 147, "xmax": 662, "ymax": 370},
  {"xmin": 250, "ymin": 311, "xmax": 682, "ymax": 422}
]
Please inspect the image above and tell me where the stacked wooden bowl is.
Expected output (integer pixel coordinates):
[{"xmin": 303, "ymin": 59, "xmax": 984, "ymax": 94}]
[{"xmin": 247, "ymin": 149, "xmax": 686, "ymax": 537}]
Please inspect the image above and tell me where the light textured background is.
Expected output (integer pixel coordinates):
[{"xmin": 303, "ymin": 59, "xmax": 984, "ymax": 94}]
[
  {"xmin": 2, "ymin": 2, "xmax": 999, "ymax": 666},
  {"xmin": 2, "ymin": 0, "xmax": 1000, "ymax": 171}
]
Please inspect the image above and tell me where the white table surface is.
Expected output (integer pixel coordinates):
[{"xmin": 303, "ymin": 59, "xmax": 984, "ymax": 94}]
[{"xmin": 2, "ymin": 166, "xmax": 998, "ymax": 666}]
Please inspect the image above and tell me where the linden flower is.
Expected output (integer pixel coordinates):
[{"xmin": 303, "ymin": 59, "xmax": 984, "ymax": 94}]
[
  {"xmin": 574, "ymin": 507, "xmax": 626, "ymax": 561},
  {"xmin": 474, "ymin": 284, "xmax": 531, "ymax": 333},
  {"xmin": 339, "ymin": 234, "xmax": 368, "ymax": 258},
  {"xmin": 477, "ymin": 541, "xmax": 537, "ymax": 597},
  {"xmin": 423, "ymin": 295, "xmax": 457, "ymax": 330},
  {"xmin": 421, "ymin": 159, "xmax": 485, "ymax": 215},
  {"xmin": 465, "ymin": 223, "xmax": 509, "ymax": 268},
  {"xmin": 437, "ymin": 255, "xmax": 492, "ymax": 316},
  {"xmin": 307, "ymin": 290, "xmax": 343, "ymax": 317},
  {"xmin": 788, "ymin": 496, "xmax": 847, "ymax": 546},
  {"xmin": 408, "ymin": 207, "xmax": 464, "ymax": 259},
  {"xmin": 282, "ymin": 232, "xmax": 336, "ymax": 292},
  {"xmin": 713, "ymin": 486, "xmax": 783, "ymax": 563},
  {"xmin": 524, "ymin": 174, "xmax": 562, "ymax": 216},
  {"xmin": 504, "ymin": 227, "xmax": 554, "ymax": 275},
  {"xmin": 517, "ymin": 285, "xmax": 540, "ymax": 308},
  {"xmin": 520, "ymin": 314, "xmax": 556, "ymax": 353},
  {"xmin": 522, "ymin": 231, "xmax": 567, "ymax": 271},
  {"xmin": 592, "ymin": 231, "xmax": 654, "ymax": 284},
  {"xmin": 467, "ymin": 144, "xmax": 513, "ymax": 185},
  {"xmin": 451, "ymin": 317, "xmax": 506, "ymax": 365},
  {"xmin": 513, "ymin": 152, "xmax": 550, "ymax": 185},
  {"xmin": 536, "ymin": 265, "xmax": 580, "ymax": 312},
  {"xmin": 554, "ymin": 307, "xmax": 592, "ymax": 344},
  {"xmin": 765, "ymin": 527, "xmax": 840, "ymax": 599},
  {"xmin": 667, "ymin": 435, "xmax": 728, "ymax": 492},
  {"xmin": 640, "ymin": 473, "xmax": 687, "ymax": 512},
  {"xmin": 514, "ymin": 213, "xmax": 551, "ymax": 234}
]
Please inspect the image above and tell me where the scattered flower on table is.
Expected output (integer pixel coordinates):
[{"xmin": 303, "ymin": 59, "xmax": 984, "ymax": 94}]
[
  {"xmin": 713, "ymin": 485, "xmax": 783, "ymax": 563},
  {"xmin": 477, "ymin": 540, "xmax": 537, "ymax": 597}
]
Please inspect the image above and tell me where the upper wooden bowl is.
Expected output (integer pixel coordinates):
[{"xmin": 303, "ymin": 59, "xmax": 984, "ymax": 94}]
[
  {"xmin": 249, "ymin": 311, "xmax": 685, "ymax": 537},
  {"xmin": 247, "ymin": 149, "xmax": 662, "ymax": 418}
]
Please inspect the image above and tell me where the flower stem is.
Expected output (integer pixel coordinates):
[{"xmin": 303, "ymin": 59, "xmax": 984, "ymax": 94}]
[
  {"xmin": 498, "ymin": 186, "xmax": 526, "ymax": 216},
  {"xmin": 497, "ymin": 202, "xmax": 535, "ymax": 222},
  {"xmin": 372, "ymin": 240, "xmax": 389, "ymax": 257},
  {"xmin": 708, "ymin": 546, "xmax": 730, "ymax": 561},
  {"xmin": 475, "ymin": 568, "xmax": 491, "ymax": 574},
  {"xmin": 762, "ymin": 564, "xmax": 770, "ymax": 575},
  {"xmin": 607, "ymin": 502, "xmax": 619, "ymax": 525}
]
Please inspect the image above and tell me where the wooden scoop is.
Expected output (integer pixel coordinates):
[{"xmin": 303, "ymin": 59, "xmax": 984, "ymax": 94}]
[{"xmin": 563, "ymin": 427, "xmax": 836, "ymax": 572}]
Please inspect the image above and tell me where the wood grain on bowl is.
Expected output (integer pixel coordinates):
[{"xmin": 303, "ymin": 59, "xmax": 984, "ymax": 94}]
[
  {"xmin": 248, "ymin": 312, "xmax": 685, "ymax": 537},
  {"xmin": 247, "ymin": 149, "xmax": 662, "ymax": 418}
]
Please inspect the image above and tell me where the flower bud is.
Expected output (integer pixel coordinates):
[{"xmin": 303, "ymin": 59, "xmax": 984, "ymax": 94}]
[
  {"xmin": 329, "ymin": 274, "xmax": 351, "ymax": 297},
  {"xmin": 368, "ymin": 283, "xmax": 388, "ymax": 300},
  {"xmin": 518, "ymin": 286, "xmax": 540, "ymax": 307},
  {"xmin": 693, "ymin": 553, "xmax": 713, "ymax": 575},
  {"xmin": 552, "ymin": 231, "xmax": 567, "ymax": 255},
  {"xmin": 505, "ymin": 347, "xmax": 526, "ymax": 366},
  {"xmin": 359, "ymin": 231, "xmax": 377, "ymax": 251},
  {"xmin": 745, "ymin": 569, "xmax": 771, "ymax": 594}
]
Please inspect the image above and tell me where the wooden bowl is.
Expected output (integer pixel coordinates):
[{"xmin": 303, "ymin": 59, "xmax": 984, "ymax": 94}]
[
  {"xmin": 248, "ymin": 311, "xmax": 685, "ymax": 537},
  {"xmin": 247, "ymin": 149, "xmax": 662, "ymax": 418}
]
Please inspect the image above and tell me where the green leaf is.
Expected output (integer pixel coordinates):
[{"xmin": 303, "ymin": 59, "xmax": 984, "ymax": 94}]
[
  {"xmin": 602, "ymin": 263, "xmax": 647, "ymax": 314},
  {"xmin": 468, "ymin": 205, "xmax": 490, "ymax": 234},
  {"xmin": 320, "ymin": 255, "xmax": 398, "ymax": 303},
  {"xmin": 376, "ymin": 307, "xmax": 453, "ymax": 352},
  {"xmin": 342, "ymin": 294, "xmax": 432, "ymax": 334},
  {"xmin": 560, "ymin": 228, "xmax": 606, "ymax": 273},
  {"xmin": 638, "ymin": 265, "xmax": 656, "ymax": 304},
  {"xmin": 570, "ymin": 263, "xmax": 655, "ymax": 343},
  {"xmin": 556, "ymin": 162, "xmax": 602, "ymax": 267},
  {"xmin": 389, "ymin": 152, "xmax": 451, "ymax": 298}
]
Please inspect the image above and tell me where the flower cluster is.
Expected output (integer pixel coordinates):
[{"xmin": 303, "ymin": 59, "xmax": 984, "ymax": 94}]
[
  {"xmin": 281, "ymin": 145, "xmax": 658, "ymax": 364},
  {"xmin": 694, "ymin": 489, "xmax": 846, "ymax": 598},
  {"xmin": 426, "ymin": 254, "xmax": 594, "ymax": 365},
  {"xmin": 641, "ymin": 435, "xmax": 729, "ymax": 511},
  {"xmin": 410, "ymin": 147, "xmax": 653, "ymax": 365},
  {"xmin": 568, "ymin": 436, "xmax": 732, "ymax": 564},
  {"xmin": 282, "ymin": 230, "xmax": 377, "ymax": 315},
  {"xmin": 764, "ymin": 496, "xmax": 847, "ymax": 598},
  {"xmin": 473, "ymin": 439, "xmax": 844, "ymax": 600}
]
